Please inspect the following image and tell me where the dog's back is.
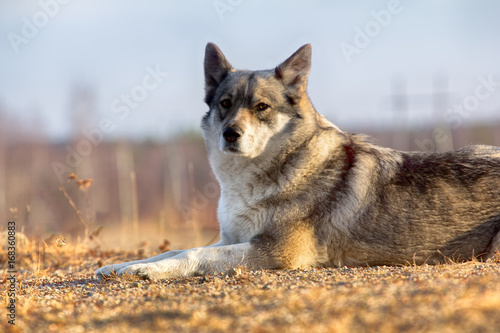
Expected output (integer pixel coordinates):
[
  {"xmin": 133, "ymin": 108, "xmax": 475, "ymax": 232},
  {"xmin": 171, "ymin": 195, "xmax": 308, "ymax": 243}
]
[{"xmin": 327, "ymin": 140, "xmax": 500, "ymax": 266}]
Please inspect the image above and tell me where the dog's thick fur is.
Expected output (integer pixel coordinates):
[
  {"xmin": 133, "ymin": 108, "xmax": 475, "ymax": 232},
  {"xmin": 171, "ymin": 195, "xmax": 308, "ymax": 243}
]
[{"xmin": 96, "ymin": 43, "xmax": 500, "ymax": 280}]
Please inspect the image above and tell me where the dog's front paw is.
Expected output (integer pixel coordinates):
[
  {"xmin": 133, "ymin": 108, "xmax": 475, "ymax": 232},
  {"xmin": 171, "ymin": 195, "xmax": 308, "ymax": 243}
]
[
  {"xmin": 116, "ymin": 263, "xmax": 163, "ymax": 280},
  {"xmin": 96, "ymin": 262, "xmax": 167, "ymax": 280},
  {"xmin": 96, "ymin": 256, "xmax": 192, "ymax": 281}
]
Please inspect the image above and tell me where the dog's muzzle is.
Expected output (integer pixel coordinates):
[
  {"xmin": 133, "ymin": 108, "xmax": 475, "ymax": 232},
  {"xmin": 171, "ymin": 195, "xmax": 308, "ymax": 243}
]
[
  {"xmin": 221, "ymin": 126, "xmax": 244, "ymax": 153},
  {"xmin": 223, "ymin": 126, "xmax": 242, "ymax": 143}
]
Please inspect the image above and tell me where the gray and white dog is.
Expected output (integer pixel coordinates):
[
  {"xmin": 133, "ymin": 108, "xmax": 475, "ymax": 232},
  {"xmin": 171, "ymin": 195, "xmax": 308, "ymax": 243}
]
[{"xmin": 96, "ymin": 43, "xmax": 500, "ymax": 280}]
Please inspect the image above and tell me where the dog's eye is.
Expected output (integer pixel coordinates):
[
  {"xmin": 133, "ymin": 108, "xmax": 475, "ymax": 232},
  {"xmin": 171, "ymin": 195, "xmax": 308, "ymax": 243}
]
[
  {"xmin": 256, "ymin": 103, "xmax": 269, "ymax": 111},
  {"xmin": 220, "ymin": 99, "xmax": 232, "ymax": 109}
]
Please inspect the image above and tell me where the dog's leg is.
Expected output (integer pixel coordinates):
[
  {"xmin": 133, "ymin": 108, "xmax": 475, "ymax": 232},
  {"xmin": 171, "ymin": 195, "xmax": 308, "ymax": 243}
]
[
  {"xmin": 96, "ymin": 240, "xmax": 227, "ymax": 280},
  {"xmin": 112, "ymin": 242, "xmax": 252, "ymax": 280},
  {"xmin": 96, "ymin": 249, "xmax": 186, "ymax": 279},
  {"xmin": 117, "ymin": 224, "xmax": 322, "ymax": 280},
  {"xmin": 97, "ymin": 224, "xmax": 321, "ymax": 280},
  {"xmin": 249, "ymin": 223, "xmax": 323, "ymax": 269},
  {"xmin": 486, "ymin": 231, "xmax": 500, "ymax": 260}
]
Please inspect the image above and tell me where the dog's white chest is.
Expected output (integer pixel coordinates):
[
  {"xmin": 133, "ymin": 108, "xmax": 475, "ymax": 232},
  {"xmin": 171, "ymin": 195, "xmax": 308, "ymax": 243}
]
[{"xmin": 217, "ymin": 187, "xmax": 270, "ymax": 244}]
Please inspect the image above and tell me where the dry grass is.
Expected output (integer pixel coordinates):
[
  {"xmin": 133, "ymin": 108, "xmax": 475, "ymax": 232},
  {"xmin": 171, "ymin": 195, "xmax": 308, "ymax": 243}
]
[{"xmin": 1, "ymin": 238, "xmax": 500, "ymax": 333}]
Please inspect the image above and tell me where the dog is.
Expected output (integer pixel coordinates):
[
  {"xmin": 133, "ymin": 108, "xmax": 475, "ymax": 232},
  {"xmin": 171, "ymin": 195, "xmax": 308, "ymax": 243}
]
[{"xmin": 96, "ymin": 43, "xmax": 500, "ymax": 280}]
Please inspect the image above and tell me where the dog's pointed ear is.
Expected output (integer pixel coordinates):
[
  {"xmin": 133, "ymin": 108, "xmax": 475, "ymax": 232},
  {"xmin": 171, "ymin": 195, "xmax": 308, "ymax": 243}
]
[
  {"xmin": 204, "ymin": 43, "xmax": 233, "ymax": 105},
  {"xmin": 275, "ymin": 44, "xmax": 311, "ymax": 103}
]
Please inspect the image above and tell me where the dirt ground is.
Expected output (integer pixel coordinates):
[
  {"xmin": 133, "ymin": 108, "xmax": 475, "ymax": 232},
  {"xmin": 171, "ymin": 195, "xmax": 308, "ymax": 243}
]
[{"xmin": 2, "ymin": 240, "xmax": 500, "ymax": 333}]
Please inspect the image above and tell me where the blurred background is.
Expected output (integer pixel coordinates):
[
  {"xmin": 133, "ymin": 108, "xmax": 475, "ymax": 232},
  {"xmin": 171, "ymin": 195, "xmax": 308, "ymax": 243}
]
[{"xmin": 1, "ymin": 0, "xmax": 500, "ymax": 249}]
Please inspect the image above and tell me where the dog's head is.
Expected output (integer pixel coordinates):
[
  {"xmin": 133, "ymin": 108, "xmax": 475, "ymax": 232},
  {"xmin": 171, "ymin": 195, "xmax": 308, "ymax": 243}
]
[{"xmin": 201, "ymin": 43, "xmax": 315, "ymax": 159}]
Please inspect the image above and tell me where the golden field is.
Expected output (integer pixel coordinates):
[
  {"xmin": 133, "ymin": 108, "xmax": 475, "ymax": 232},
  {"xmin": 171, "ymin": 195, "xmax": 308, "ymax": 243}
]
[{"xmin": 2, "ymin": 236, "xmax": 500, "ymax": 333}]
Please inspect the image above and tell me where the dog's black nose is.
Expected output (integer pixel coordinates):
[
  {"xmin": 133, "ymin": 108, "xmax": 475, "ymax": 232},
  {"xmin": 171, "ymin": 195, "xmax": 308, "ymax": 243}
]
[{"xmin": 223, "ymin": 126, "xmax": 242, "ymax": 143}]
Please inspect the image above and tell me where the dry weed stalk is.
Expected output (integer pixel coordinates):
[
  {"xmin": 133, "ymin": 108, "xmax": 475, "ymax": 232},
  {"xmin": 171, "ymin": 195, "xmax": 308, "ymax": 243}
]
[
  {"xmin": 59, "ymin": 173, "xmax": 97, "ymax": 243},
  {"xmin": 9, "ymin": 207, "xmax": 18, "ymax": 220}
]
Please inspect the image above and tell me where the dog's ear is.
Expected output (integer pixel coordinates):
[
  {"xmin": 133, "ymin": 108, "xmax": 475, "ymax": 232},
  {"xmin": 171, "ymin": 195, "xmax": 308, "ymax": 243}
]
[
  {"xmin": 204, "ymin": 43, "xmax": 233, "ymax": 105},
  {"xmin": 275, "ymin": 44, "xmax": 311, "ymax": 103}
]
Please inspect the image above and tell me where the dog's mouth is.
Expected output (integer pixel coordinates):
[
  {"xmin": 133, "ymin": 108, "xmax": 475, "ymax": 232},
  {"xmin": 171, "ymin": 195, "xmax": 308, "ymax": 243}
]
[
  {"xmin": 223, "ymin": 145, "xmax": 243, "ymax": 154},
  {"xmin": 219, "ymin": 134, "xmax": 255, "ymax": 156},
  {"xmin": 220, "ymin": 139, "xmax": 245, "ymax": 154}
]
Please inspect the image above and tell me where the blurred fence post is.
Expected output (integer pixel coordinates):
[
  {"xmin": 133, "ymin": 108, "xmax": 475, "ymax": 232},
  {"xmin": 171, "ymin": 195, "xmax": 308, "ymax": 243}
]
[
  {"xmin": 391, "ymin": 75, "xmax": 410, "ymax": 151},
  {"xmin": 188, "ymin": 162, "xmax": 202, "ymax": 247},
  {"xmin": 130, "ymin": 170, "xmax": 139, "ymax": 236},
  {"xmin": 432, "ymin": 72, "xmax": 454, "ymax": 151},
  {"xmin": 116, "ymin": 142, "xmax": 135, "ymax": 243}
]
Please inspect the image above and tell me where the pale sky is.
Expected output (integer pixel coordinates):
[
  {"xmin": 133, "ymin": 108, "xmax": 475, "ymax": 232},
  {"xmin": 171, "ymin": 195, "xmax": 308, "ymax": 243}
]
[{"xmin": 1, "ymin": 0, "xmax": 500, "ymax": 140}]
